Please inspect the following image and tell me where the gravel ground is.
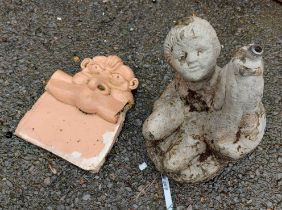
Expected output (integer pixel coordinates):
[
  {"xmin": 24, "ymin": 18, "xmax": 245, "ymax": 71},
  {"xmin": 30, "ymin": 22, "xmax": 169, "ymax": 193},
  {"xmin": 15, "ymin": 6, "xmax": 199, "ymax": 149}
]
[{"xmin": 0, "ymin": 0, "xmax": 281, "ymax": 209}]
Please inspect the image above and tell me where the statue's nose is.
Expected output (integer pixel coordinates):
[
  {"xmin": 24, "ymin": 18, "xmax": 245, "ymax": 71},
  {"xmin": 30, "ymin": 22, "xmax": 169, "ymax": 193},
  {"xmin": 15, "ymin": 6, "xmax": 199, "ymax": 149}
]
[
  {"xmin": 88, "ymin": 79, "xmax": 111, "ymax": 95},
  {"xmin": 186, "ymin": 52, "xmax": 197, "ymax": 65}
]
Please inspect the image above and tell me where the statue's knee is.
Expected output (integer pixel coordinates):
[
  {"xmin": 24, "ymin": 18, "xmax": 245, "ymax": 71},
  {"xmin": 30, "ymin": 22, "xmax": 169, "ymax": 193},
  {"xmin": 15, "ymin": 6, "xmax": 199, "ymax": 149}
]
[{"xmin": 215, "ymin": 143, "xmax": 244, "ymax": 160}]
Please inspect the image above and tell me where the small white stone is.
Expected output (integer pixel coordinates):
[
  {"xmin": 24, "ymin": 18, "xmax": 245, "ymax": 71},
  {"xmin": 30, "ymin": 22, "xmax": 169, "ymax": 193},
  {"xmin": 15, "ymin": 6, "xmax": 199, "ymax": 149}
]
[{"xmin": 138, "ymin": 162, "xmax": 148, "ymax": 171}]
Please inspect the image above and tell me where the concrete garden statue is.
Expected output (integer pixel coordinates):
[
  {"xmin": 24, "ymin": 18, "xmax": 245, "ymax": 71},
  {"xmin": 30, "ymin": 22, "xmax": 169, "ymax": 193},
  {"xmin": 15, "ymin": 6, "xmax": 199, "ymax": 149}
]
[{"xmin": 143, "ymin": 16, "xmax": 266, "ymax": 183}]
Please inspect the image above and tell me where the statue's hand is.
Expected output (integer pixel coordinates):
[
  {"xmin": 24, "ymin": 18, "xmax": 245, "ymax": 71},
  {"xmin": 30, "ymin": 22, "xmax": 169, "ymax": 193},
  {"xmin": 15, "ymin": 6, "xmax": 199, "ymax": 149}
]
[
  {"xmin": 143, "ymin": 96, "xmax": 185, "ymax": 141},
  {"xmin": 223, "ymin": 62, "xmax": 242, "ymax": 116}
]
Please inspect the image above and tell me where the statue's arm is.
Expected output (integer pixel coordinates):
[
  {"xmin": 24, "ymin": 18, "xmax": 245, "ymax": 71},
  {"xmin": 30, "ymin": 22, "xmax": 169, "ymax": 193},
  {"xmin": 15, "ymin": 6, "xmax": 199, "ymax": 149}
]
[
  {"xmin": 205, "ymin": 54, "xmax": 265, "ymax": 160},
  {"xmin": 143, "ymin": 80, "xmax": 185, "ymax": 141}
]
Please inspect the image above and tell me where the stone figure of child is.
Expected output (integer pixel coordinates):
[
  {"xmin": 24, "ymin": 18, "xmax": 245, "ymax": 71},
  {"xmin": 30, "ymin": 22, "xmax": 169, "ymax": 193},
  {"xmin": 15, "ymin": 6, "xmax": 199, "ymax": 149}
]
[{"xmin": 143, "ymin": 16, "xmax": 266, "ymax": 183}]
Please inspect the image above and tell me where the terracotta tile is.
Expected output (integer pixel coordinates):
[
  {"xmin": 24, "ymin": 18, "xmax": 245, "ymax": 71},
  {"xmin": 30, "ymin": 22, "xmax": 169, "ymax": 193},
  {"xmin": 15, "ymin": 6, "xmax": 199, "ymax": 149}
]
[
  {"xmin": 15, "ymin": 55, "xmax": 138, "ymax": 171},
  {"xmin": 15, "ymin": 92, "xmax": 126, "ymax": 171},
  {"xmin": 15, "ymin": 92, "xmax": 125, "ymax": 172}
]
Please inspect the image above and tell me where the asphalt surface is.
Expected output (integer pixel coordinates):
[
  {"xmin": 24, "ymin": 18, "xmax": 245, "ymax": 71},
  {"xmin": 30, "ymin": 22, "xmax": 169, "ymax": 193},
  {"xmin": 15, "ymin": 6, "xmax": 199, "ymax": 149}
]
[{"xmin": 0, "ymin": 0, "xmax": 281, "ymax": 209}]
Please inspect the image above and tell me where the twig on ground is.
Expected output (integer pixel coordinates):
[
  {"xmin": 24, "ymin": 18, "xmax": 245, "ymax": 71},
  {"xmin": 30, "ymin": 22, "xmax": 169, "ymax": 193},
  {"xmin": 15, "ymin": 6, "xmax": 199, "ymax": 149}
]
[{"xmin": 134, "ymin": 177, "xmax": 157, "ymax": 201}]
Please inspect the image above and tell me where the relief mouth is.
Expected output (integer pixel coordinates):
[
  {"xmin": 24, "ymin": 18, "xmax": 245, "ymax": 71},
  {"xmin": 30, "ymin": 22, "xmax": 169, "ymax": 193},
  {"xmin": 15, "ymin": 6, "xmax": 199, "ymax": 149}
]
[
  {"xmin": 97, "ymin": 83, "xmax": 110, "ymax": 95},
  {"xmin": 97, "ymin": 84, "xmax": 106, "ymax": 91},
  {"xmin": 249, "ymin": 44, "xmax": 263, "ymax": 56}
]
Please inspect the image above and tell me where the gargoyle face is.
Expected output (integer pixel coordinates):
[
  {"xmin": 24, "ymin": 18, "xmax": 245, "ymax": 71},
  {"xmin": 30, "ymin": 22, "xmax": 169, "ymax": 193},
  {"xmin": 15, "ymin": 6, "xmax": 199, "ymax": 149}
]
[
  {"xmin": 70, "ymin": 56, "xmax": 139, "ymax": 107},
  {"xmin": 46, "ymin": 56, "xmax": 139, "ymax": 123}
]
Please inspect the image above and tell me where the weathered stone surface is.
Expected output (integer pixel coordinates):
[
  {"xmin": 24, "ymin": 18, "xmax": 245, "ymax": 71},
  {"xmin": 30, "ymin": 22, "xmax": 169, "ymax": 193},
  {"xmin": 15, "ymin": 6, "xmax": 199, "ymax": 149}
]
[{"xmin": 143, "ymin": 16, "xmax": 266, "ymax": 183}]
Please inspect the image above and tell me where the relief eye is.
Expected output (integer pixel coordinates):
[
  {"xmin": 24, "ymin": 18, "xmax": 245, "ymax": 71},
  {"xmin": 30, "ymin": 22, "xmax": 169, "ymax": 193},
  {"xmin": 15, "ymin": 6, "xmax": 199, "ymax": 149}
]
[
  {"xmin": 91, "ymin": 64, "xmax": 104, "ymax": 73},
  {"xmin": 111, "ymin": 73, "xmax": 125, "ymax": 84},
  {"xmin": 112, "ymin": 73, "xmax": 122, "ymax": 80}
]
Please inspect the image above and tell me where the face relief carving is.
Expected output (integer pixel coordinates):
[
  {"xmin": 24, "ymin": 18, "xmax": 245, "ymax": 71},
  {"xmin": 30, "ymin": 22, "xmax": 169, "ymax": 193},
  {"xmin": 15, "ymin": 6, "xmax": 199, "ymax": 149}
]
[
  {"xmin": 74, "ymin": 56, "xmax": 138, "ymax": 100},
  {"xmin": 15, "ymin": 55, "xmax": 139, "ymax": 172},
  {"xmin": 46, "ymin": 55, "xmax": 139, "ymax": 123}
]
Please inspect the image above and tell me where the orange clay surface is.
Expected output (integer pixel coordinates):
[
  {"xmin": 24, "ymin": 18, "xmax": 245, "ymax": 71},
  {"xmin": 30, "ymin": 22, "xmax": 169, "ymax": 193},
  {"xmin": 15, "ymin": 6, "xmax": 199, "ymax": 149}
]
[
  {"xmin": 45, "ymin": 55, "xmax": 138, "ymax": 123},
  {"xmin": 15, "ymin": 92, "xmax": 126, "ymax": 171},
  {"xmin": 15, "ymin": 55, "xmax": 138, "ymax": 171}
]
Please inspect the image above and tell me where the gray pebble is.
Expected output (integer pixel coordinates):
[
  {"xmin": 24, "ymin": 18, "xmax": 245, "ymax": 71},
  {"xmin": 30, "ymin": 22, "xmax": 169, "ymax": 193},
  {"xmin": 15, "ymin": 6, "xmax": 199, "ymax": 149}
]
[
  {"xmin": 5, "ymin": 180, "xmax": 13, "ymax": 188},
  {"xmin": 135, "ymin": 119, "xmax": 143, "ymax": 127},
  {"xmin": 176, "ymin": 206, "xmax": 186, "ymax": 210},
  {"xmin": 82, "ymin": 194, "xmax": 91, "ymax": 201},
  {"xmin": 277, "ymin": 173, "xmax": 282, "ymax": 180},
  {"xmin": 43, "ymin": 177, "xmax": 51, "ymax": 186},
  {"xmin": 266, "ymin": 201, "xmax": 273, "ymax": 208},
  {"xmin": 125, "ymin": 187, "xmax": 132, "ymax": 192},
  {"xmin": 107, "ymin": 183, "xmax": 113, "ymax": 188}
]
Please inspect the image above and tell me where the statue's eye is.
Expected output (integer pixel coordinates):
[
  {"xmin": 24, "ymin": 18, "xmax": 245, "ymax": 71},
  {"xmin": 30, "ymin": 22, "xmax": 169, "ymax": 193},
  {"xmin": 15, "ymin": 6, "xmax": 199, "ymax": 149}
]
[
  {"xmin": 197, "ymin": 49, "xmax": 202, "ymax": 56},
  {"xmin": 179, "ymin": 52, "xmax": 187, "ymax": 63}
]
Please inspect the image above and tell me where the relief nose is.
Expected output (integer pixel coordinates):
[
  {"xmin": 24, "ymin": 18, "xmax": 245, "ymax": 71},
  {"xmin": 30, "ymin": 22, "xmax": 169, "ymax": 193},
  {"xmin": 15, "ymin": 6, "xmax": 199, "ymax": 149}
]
[{"xmin": 88, "ymin": 78, "xmax": 98, "ymax": 90}]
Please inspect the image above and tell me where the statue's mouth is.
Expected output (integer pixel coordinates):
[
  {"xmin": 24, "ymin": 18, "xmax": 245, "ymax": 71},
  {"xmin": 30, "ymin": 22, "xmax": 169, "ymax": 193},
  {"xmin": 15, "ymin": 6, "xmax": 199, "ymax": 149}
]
[{"xmin": 188, "ymin": 65, "xmax": 199, "ymax": 72}]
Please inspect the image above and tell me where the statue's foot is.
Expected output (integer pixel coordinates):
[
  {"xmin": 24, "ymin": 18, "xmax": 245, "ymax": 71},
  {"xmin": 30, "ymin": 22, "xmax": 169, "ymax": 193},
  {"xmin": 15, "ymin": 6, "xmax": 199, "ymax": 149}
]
[
  {"xmin": 168, "ymin": 154, "xmax": 223, "ymax": 183},
  {"xmin": 146, "ymin": 128, "xmax": 224, "ymax": 183}
]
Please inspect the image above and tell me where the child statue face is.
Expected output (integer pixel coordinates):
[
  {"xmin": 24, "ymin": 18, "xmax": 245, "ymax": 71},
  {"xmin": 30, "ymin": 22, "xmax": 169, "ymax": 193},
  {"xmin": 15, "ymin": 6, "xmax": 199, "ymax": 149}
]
[{"xmin": 170, "ymin": 34, "xmax": 218, "ymax": 82}]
